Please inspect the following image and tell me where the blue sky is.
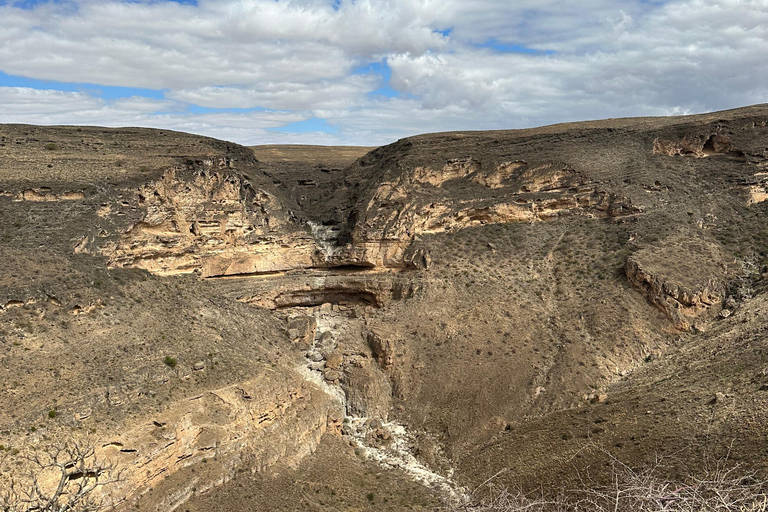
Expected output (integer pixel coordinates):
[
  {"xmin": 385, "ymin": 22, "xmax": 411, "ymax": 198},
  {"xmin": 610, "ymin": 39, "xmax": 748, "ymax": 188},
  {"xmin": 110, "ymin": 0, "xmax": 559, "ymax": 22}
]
[{"xmin": 0, "ymin": 0, "xmax": 766, "ymax": 145}]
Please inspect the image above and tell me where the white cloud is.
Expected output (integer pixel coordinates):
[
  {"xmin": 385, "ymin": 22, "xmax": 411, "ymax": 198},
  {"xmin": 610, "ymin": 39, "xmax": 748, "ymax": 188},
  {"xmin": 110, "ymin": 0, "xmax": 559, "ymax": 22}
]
[
  {"xmin": 0, "ymin": 0, "xmax": 766, "ymax": 146},
  {"xmin": 0, "ymin": 87, "xmax": 312, "ymax": 144},
  {"xmin": 166, "ymin": 73, "xmax": 378, "ymax": 110}
]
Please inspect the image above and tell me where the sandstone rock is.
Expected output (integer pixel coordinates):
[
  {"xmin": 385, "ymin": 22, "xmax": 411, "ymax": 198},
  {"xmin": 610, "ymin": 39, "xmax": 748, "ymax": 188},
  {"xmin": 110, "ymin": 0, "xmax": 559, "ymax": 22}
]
[
  {"xmin": 287, "ymin": 315, "xmax": 318, "ymax": 347},
  {"xmin": 340, "ymin": 154, "xmax": 637, "ymax": 268},
  {"xmin": 103, "ymin": 168, "xmax": 321, "ymax": 277},
  {"xmin": 589, "ymin": 392, "xmax": 608, "ymax": 404},
  {"xmin": 323, "ymin": 369, "xmax": 341, "ymax": 382},
  {"xmin": 626, "ymin": 238, "xmax": 730, "ymax": 330},
  {"xmin": 342, "ymin": 365, "xmax": 392, "ymax": 420},
  {"xmin": 192, "ymin": 361, "xmax": 206, "ymax": 371},
  {"xmin": 325, "ymin": 351, "xmax": 343, "ymax": 369}
]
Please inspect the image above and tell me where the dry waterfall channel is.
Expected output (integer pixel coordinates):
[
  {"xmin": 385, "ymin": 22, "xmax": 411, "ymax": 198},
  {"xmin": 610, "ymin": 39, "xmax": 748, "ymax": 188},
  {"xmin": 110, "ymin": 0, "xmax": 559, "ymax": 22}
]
[
  {"xmin": 297, "ymin": 306, "xmax": 467, "ymax": 503},
  {"xmin": 308, "ymin": 220, "xmax": 343, "ymax": 260}
]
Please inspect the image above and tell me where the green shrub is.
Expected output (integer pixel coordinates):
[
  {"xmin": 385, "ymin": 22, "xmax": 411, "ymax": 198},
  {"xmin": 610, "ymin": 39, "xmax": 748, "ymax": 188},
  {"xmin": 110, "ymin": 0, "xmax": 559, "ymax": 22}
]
[{"xmin": 163, "ymin": 356, "xmax": 178, "ymax": 368}]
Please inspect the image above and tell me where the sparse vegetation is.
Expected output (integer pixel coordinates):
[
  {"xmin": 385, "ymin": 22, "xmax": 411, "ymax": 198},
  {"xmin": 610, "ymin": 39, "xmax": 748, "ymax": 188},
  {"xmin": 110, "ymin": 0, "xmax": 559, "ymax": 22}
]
[
  {"xmin": 163, "ymin": 356, "xmax": 177, "ymax": 368},
  {"xmin": 449, "ymin": 453, "xmax": 768, "ymax": 512}
]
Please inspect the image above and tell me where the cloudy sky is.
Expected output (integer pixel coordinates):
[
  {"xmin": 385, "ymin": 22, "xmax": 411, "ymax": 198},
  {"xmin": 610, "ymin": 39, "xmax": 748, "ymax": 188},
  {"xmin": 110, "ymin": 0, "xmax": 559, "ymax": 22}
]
[{"xmin": 0, "ymin": 0, "xmax": 766, "ymax": 146}]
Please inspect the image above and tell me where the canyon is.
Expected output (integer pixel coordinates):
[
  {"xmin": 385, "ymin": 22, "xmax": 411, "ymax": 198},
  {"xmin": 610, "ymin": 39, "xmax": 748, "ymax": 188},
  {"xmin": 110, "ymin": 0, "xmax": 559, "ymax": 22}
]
[{"xmin": 1, "ymin": 105, "xmax": 768, "ymax": 510}]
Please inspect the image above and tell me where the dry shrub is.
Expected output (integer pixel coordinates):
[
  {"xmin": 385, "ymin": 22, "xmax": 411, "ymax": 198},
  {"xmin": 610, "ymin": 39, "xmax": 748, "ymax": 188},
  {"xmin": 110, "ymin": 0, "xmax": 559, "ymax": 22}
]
[
  {"xmin": 0, "ymin": 439, "xmax": 122, "ymax": 512},
  {"xmin": 449, "ymin": 451, "xmax": 768, "ymax": 512}
]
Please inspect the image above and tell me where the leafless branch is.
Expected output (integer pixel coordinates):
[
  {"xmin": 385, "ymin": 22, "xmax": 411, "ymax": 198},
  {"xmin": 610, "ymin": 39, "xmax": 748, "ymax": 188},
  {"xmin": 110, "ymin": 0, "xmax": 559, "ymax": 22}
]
[{"xmin": 0, "ymin": 439, "xmax": 122, "ymax": 512}]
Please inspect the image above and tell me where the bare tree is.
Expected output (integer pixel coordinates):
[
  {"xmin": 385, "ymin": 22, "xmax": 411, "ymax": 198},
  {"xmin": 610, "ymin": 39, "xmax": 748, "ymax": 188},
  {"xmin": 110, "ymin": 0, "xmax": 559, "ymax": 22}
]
[{"xmin": 0, "ymin": 440, "xmax": 122, "ymax": 512}]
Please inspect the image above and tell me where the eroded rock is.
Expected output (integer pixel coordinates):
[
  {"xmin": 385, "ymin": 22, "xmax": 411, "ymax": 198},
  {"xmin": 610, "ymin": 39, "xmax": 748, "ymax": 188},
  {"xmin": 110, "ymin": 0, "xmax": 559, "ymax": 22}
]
[
  {"xmin": 342, "ymin": 364, "xmax": 392, "ymax": 420},
  {"xmin": 103, "ymin": 167, "xmax": 320, "ymax": 277},
  {"xmin": 627, "ymin": 238, "xmax": 731, "ymax": 330}
]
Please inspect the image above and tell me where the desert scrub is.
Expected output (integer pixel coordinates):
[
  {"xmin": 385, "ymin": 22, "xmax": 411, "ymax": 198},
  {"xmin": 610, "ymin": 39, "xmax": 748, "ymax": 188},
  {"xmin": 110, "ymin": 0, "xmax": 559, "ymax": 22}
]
[
  {"xmin": 44, "ymin": 142, "xmax": 59, "ymax": 151},
  {"xmin": 163, "ymin": 356, "xmax": 178, "ymax": 368},
  {"xmin": 445, "ymin": 451, "xmax": 768, "ymax": 512}
]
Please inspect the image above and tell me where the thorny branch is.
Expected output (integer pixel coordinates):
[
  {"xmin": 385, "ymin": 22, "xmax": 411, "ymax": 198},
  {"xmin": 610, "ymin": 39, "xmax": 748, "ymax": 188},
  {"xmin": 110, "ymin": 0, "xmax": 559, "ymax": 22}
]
[{"xmin": 0, "ymin": 440, "xmax": 122, "ymax": 512}]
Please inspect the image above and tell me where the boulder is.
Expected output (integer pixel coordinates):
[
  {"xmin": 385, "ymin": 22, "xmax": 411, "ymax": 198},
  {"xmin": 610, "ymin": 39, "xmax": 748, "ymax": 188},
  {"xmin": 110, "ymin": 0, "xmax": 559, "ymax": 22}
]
[{"xmin": 342, "ymin": 365, "xmax": 392, "ymax": 420}]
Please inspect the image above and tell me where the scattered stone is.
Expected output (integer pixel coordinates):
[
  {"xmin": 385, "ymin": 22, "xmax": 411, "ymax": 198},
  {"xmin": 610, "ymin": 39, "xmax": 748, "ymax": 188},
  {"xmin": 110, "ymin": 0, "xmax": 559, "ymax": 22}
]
[
  {"xmin": 323, "ymin": 369, "xmax": 341, "ymax": 382},
  {"xmin": 309, "ymin": 351, "xmax": 324, "ymax": 362},
  {"xmin": 369, "ymin": 418, "xmax": 383, "ymax": 429},
  {"xmin": 192, "ymin": 361, "xmax": 206, "ymax": 371},
  {"xmin": 287, "ymin": 315, "xmax": 317, "ymax": 346},
  {"xmin": 325, "ymin": 351, "xmax": 343, "ymax": 369},
  {"xmin": 719, "ymin": 309, "xmax": 732, "ymax": 318},
  {"xmin": 759, "ymin": 384, "xmax": 768, "ymax": 391}
]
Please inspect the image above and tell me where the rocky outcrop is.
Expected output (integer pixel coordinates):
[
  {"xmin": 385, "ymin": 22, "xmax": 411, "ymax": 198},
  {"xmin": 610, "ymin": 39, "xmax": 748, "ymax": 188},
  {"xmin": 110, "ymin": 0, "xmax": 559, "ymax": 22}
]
[
  {"xmin": 342, "ymin": 365, "xmax": 392, "ymax": 420},
  {"xmin": 653, "ymin": 133, "xmax": 740, "ymax": 158},
  {"xmin": 103, "ymin": 166, "xmax": 321, "ymax": 277},
  {"xmin": 626, "ymin": 238, "xmax": 731, "ymax": 330},
  {"xmin": 413, "ymin": 157, "xmax": 481, "ymax": 186},
  {"xmin": 470, "ymin": 161, "xmax": 526, "ymax": 189},
  {"xmin": 342, "ymin": 159, "xmax": 639, "ymax": 268},
  {"xmin": 286, "ymin": 314, "xmax": 318, "ymax": 348},
  {"xmin": 14, "ymin": 188, "xmax": 86, "ymax": 201},
  {"xmin": 237, "ymin": 272, "xmax": 420, "ymax": 310},
  {"xmin": 1, "ymin": 371, "xmax": 342, "ymax": 512},
  {"xmin": 743, "ymin": 167, "xmax": 768, "ymax": 205}
]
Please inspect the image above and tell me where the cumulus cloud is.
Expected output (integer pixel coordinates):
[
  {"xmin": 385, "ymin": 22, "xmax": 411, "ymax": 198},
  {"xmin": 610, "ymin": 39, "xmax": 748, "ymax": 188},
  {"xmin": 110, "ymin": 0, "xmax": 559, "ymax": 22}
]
[{"xmin": 0, "ymin": 0, "xmax": 766, "ymax": 146}]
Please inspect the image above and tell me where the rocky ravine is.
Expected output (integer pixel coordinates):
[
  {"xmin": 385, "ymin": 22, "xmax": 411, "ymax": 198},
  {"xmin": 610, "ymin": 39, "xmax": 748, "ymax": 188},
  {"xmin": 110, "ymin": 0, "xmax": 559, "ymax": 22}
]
[{"xmin": 2, "ymin": 106, "xmax": 768, "ymax": 511}]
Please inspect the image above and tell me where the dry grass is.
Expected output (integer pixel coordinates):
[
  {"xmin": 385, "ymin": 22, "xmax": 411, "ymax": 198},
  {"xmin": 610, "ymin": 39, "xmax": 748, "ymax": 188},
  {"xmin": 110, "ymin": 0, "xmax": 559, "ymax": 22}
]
[{"xmin": 450, "ymin": 451, "xmax": 768, "ymax": 512}]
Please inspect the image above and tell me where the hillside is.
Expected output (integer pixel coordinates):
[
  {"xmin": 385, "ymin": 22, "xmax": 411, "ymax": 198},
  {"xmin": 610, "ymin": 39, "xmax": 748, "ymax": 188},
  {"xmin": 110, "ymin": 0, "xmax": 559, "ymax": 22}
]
[{"xmin": 1, "ymin": 106, "xmax": 768, "ymax": 510}]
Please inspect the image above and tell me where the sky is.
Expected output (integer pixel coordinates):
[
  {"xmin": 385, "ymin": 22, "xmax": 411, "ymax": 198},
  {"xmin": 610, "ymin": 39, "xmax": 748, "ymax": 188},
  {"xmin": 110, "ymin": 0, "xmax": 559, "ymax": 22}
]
[{"xmin": 0, "ymin": 0, "xmax": 766, "ymax": 146}]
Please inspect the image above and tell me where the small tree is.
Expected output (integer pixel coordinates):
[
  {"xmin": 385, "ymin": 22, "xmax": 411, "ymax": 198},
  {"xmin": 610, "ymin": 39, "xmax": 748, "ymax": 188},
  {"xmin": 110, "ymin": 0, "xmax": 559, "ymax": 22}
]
[{"xmin": 0, "ymin": 440, "xmax": 122, "ymax": 512}]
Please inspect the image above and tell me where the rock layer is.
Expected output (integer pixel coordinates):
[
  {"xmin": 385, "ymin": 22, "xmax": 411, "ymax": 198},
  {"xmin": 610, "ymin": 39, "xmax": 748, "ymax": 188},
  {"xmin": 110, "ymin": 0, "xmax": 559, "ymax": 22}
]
[
  {"xmin": 103, "ymin": 166, "xmax": 321, "ymax": 277},
  {"xmin": 626, "ymin": 238, "xmax": 731, "ymax": 330}
]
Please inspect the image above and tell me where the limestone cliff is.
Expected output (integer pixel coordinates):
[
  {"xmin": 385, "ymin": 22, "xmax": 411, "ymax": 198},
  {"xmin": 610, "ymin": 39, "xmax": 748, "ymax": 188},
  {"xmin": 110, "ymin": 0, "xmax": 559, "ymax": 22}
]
[{"xmin": 101, "ymin": 165, "xmax": 321, "ymax": 277}]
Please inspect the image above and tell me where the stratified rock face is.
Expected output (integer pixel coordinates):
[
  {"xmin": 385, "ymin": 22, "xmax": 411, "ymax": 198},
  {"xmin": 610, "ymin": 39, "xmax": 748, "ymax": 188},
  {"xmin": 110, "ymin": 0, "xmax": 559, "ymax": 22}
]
[
  {"xmin": 626, "ymin": 238, "xmax": 731, "ymax": 330},
  {"xmin": 104, "ymin": 166, "xmax": 321, "ymax": 277},
  {"xmin": 342, "ymin": 365, "xmax": 392, "ymax": 420},
  {"xmin": 341, "ymin": 158, "xmax": 639, "ymax": 268},
  {"xmin": 237, "ymin": 272, "xmax": 420, "ymax": 310},
  {"xmin": 104, "ymin": 373, "xmax": 339, "ymax": 511}
]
